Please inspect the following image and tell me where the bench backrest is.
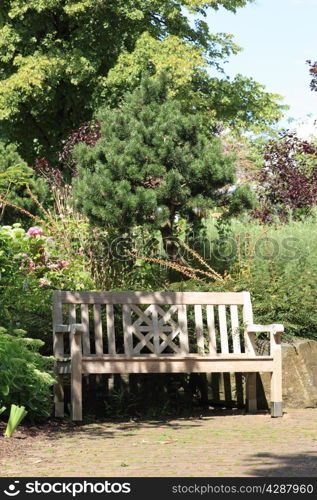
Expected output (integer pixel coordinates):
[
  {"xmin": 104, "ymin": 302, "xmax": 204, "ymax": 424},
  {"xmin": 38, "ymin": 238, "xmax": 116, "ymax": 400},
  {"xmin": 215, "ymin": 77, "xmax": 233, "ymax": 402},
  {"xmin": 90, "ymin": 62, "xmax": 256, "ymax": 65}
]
[{"xmin": 53, "ymin": 291, "xmax": 255, "ymax": 357}]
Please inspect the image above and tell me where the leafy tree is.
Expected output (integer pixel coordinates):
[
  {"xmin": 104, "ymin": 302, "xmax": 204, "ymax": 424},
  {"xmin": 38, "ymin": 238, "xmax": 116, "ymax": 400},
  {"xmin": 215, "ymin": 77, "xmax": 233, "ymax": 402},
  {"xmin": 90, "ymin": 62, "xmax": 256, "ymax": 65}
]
[
  {"xmin": 253, "ymin": 131, "xmax": 317, "ymax": 223},
  {"xmin": 0, "ymin": 0, "xmax": 283, "ymax": 164},
  {"xmin": 307, "ymin": 60, "xmax": 317, "ymax": 91},
  {"xmin": 105, "ymin": 32, "xmax": 284, "ymax": 131},
  {"xmin": 73, "ymin": 76, "xmax": 254, "ymax": 260}
]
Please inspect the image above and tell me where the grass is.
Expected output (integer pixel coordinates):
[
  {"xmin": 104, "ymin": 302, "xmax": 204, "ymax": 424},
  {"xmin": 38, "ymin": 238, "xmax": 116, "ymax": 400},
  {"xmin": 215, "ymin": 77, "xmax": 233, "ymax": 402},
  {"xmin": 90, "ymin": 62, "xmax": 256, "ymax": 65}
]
[
  {"xmin": 175, "ymin": 211, "xmax": 317, "ymax": 340},
  {"xmin": 205, "ymin": 210, "xmax": 317, "ymax": 276}
]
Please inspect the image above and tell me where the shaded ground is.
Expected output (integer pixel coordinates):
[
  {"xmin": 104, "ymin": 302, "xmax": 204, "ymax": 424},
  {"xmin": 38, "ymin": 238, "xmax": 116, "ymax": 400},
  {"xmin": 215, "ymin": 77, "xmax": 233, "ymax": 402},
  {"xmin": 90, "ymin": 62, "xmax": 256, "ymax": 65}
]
[{"xmin": 0, "ymin": 409, "xmax": 316, "ymax": 477}]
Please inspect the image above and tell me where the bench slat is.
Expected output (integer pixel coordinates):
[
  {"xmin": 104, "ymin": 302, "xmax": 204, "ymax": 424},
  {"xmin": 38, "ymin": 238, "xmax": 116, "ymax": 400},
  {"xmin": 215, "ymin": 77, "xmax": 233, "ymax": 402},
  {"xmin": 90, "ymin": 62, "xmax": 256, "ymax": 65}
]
[
  {"xmin": 106, "ymin": 304, "xmax": 116, "ymax": 355},
  {"xmin": 68, "ymin": 303, "xmax": 76, "ymax": 323},
  {"xmin": 195, "ymin": 305, "xmax": 204, "ymax": 355},
  {"xmin": 53, "ymin": 292, "xmax": 64, "ymax": 357},
  {"xmin": 53, "ymin": 291, "xmax": 65, "ymax": 417},
  {"xmin": 68, "ymin": 304, "xmax": 76, "ymax": 353},
  {"xmin": 218, "ymin": 305, "xmax": 229, "ymax": 354},
  {"xmin": 230, "ymin": 305, "xmax": 241, "ymax": 354},
  {"xmin": 80, "ymin": 354, "xmax": 273, "ymax": 360},
  {"xmin": 94, "ymin": 304, "xmax": 103, "ymax": 356},
  {"xmin": 59, "ymin": 291, "xmax": 245, "ymax": 305},
  {"xmin": 178, "ymin": 305, "xmax": 189, "ymax": 354},
  {"xmin": 80, "ymin": 357, "xmax": 274, "ymax": 375},
  {"xmin": 80, "ymin": 304, "xmax": 91, "ymax": 355},
  {"xmin": 152, "ymin": 305, "xmax": 161, "ymax": 354},
  {"xmin": 123, "ymin": 305, "xmax": 133, "ymax": 356},
  {"xmin": 206, "ymin": 305, "xmax": 217, "ymax": 354},
  {"xmin": 243, "ymin": 291, "xmax": 256, "ymax": 355}
]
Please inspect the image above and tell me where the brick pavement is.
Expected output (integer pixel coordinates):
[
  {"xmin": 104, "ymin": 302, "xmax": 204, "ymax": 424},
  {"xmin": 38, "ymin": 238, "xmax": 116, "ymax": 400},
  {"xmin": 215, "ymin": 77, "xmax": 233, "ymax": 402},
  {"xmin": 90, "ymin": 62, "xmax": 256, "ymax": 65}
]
[{"xmin": 1, "ymin": 409, "xmax": 316, "ymax": 477}]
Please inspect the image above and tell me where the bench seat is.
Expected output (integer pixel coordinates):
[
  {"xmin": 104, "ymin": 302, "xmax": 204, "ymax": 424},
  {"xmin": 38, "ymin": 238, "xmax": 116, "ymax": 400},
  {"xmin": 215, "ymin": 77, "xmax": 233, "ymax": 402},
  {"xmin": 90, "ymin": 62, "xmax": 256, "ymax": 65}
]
[{"xmin": 56, "ymin": 354, "xmax": 274, "ymax": 375}]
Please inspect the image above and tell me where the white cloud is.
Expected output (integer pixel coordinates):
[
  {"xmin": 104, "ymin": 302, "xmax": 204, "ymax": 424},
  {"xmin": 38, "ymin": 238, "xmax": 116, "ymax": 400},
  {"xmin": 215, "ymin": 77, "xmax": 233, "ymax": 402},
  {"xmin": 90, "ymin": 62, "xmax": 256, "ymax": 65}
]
[{"xmin": 293, "ymin": 115, "xmax": 317, "ymax": 139}]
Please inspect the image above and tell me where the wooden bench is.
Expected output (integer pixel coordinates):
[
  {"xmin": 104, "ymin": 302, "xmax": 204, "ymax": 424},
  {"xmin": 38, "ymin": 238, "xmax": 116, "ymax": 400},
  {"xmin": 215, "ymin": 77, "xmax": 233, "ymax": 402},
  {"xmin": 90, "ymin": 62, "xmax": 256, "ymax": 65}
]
[{"xmin": 53, "ymin": 290, "xmax": 283, "ymax": 421}]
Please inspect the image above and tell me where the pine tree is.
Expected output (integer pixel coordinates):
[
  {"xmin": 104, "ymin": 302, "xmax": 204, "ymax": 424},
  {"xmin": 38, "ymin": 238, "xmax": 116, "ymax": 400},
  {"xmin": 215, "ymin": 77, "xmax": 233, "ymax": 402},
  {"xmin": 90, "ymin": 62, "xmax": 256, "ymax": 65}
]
[{"xmin": 73, "ymin": 75, "xmax": 253, "ymax": 259}]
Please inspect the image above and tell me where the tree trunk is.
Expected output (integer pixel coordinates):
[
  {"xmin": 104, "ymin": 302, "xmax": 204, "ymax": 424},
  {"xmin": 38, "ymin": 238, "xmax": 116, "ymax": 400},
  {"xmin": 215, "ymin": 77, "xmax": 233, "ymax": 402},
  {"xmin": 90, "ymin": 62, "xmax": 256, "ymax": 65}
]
[{"xmin": 160, "ymin": 221, "xmax": 187, "ymax": 265}]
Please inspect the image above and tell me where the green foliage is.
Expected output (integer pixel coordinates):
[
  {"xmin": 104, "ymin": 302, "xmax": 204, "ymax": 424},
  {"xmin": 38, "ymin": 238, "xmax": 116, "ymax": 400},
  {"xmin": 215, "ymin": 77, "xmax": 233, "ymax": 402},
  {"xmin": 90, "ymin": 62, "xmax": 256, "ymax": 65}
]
[
  {"xmin": 172, "ymin": 213, "xmax": 317, "ymax": 339},
  {"xmin": 0, "ymin": 142, "xmax": 51, "ymax": 224},
  {"xmin": 106, "ymin": 32, "xmax": 284, "ymax": 133},
  {"xmin": 87, "ymin": 225, "xmax": 168, "ymax": 291},
  {"xmin": 0, "ymin": 327, "xmax": 55, "ymax": 419},
  {"xmin": 0, "ymin": 0, "xmax": 283, "ymax": 163},
  {"xmin": 4, "ymin": 404, "xmax": 28, "ymax": 437},
  {"xmin": 0, "ymin": 166, "xmax": 31, "ymax": 188},
  {"xmin": 73, "ymin": 75, "xmax": 254, "ymax": 255},
  {"xmin": 0, "ymin": 142, "xmax": 31, "ymax": 189},
  {"xmin": 0, "ymin": 214, "xmax": 93, "ymax": 346},
  {"xmin": 219, "ymin": 132, "xmax": 269, "ymax": 181},
  {"xmin": 233, "ymin": 214, "xmax": 317, "ymax": 339}
]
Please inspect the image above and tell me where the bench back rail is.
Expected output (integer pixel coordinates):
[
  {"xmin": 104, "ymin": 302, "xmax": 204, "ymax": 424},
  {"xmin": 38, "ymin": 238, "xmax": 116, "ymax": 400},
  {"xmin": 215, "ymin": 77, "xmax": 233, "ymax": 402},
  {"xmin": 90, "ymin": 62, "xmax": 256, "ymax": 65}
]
[{"xmin": 53, "ymin": 291, "xmax": 256, "ymax": 360}]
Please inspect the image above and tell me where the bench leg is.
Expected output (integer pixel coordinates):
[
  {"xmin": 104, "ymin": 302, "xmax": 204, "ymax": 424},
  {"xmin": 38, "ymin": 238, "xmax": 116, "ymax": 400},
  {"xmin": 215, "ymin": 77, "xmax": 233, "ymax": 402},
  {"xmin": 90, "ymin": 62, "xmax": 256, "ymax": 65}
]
[
  {"xmin": 270, "ymin": 370, "xmax": 283, "ymax": 418},
  {"xmin": 246, "ymin": 373, "xmax": 257, "ymax": 413},
  {"xmin": 54, "ymin": 374, "xmax": 64, "ymax": 418},
  {"xmin": 71, "ymin": 331, "xmax": 83, "ymax": 421}
]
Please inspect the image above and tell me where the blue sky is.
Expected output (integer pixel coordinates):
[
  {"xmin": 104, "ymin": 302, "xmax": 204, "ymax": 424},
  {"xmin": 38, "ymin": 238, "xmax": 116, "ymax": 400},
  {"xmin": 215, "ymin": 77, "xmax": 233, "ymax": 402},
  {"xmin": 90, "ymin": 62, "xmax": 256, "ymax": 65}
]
[{"xmin": 205, "ymin": 0, "xmax": 317, "ymax": 128}]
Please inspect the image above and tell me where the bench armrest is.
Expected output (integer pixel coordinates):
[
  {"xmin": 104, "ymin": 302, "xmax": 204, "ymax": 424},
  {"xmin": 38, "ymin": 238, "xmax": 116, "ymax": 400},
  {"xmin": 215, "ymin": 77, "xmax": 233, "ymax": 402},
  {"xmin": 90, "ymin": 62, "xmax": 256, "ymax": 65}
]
[
  {"xmin": 246, "ymin": 323, "xmax": 283, "ymax": 356},
  {"xmin": 246, "ymin": 323, "xmax": 284, "ymax": 335},
  {"xmin": 54, "ymin": 324, "xmax": 85, "ymax": 334}
]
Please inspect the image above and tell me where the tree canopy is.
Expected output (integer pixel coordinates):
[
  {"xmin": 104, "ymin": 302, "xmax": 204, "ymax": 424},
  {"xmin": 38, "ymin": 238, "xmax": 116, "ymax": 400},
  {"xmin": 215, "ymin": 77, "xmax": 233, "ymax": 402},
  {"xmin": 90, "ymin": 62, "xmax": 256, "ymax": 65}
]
[
  {"xmin": 73, "ymin": 76, "xmax": 254, "ymax": 258},
  {"xmin": 0, "ymin": 0, "xmax": 283, "ymax": 164},
  {"xmin": 105, "ymin": 31, "xmax": 283, "ymax": 131}
]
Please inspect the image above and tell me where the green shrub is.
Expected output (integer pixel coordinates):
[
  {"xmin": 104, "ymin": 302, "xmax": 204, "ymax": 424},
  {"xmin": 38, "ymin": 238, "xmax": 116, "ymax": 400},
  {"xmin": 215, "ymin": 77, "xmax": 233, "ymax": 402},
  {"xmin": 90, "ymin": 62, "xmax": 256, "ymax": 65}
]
[
  {"xmin": 0, "ymin": 141, "xmax": 51, "ymax": 225},
  {"xmin": 0, "ymin": 327, "xmax": 55, "ymax": 419},
  {"xmin": 0, "ymin": 218, "xmax": 93, "ymax": 348},
  {"xmin": 169, "ymin": 213, "xmax": 317, "ymax": 339}
]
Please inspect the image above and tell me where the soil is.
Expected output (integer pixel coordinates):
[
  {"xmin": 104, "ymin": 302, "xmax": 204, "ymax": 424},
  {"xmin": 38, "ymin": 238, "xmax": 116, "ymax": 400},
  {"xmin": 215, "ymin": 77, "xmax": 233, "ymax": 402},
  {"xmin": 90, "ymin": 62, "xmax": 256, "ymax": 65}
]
[
  {"xmin": 0, "ymin": 409, "xmax": 317, "ymax": 477},
  {"xmin": 0, "ymin": 421, "xmax": 74, "ymax": 465}
]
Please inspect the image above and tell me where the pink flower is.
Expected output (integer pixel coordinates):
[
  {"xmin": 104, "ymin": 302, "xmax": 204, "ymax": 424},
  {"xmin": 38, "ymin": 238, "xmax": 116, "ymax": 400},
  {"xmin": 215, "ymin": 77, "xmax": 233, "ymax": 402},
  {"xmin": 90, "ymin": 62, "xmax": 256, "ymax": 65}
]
[
  {"xmin": 39, "ymin": 278, "xmax": 50, "ymax": 288},
  {"xmin": 28, "ymin": 261, "xmax": 35, "ymax": 269},
  {"xmin": 59, "ymin": 260, "xmax": 70, "ymax": 268},
  {"xmin": 47, "ymin": 263, "xmax": 59, "ymax": 270},
  {"xmin": 27, "ymin": 226, "xmax": 43, "ymax": 237}
]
